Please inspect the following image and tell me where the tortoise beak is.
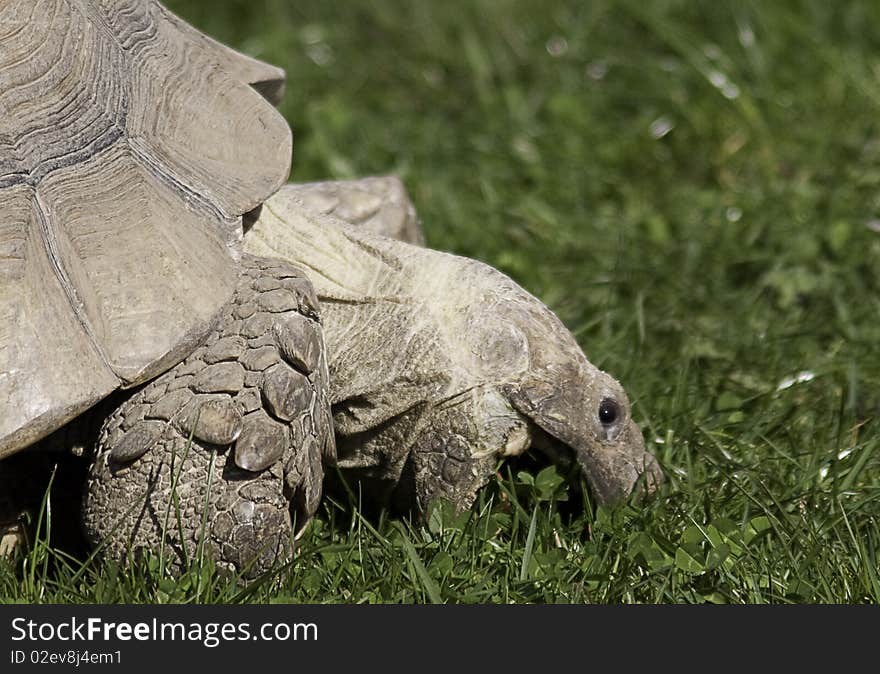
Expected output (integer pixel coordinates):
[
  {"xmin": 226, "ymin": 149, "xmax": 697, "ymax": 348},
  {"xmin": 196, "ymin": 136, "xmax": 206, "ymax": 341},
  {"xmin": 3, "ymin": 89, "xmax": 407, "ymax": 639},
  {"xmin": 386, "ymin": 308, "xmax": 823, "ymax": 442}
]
[{"xmin": 573, "ymin": 419, "xmax": 664, "ymax": 504}]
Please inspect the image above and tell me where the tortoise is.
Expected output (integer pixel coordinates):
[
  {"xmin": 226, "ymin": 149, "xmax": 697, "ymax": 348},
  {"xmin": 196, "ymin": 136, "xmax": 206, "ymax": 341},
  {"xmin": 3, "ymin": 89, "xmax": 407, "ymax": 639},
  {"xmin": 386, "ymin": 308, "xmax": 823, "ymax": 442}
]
[{"xmin": 0, "ymin": 0, "xmax": 662, "ymax": 576}]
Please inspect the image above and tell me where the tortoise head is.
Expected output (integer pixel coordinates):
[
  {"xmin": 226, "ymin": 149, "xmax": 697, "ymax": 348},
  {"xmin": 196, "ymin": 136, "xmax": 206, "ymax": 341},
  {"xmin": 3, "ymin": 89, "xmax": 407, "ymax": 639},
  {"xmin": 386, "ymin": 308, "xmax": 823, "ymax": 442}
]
[
  {"xmin": 494, "ymin": 299, "xmax": 663, "ymax": 505},
  {"xmin": 505, "ymin": 361, "xmax": 663, "ymax": 504}
]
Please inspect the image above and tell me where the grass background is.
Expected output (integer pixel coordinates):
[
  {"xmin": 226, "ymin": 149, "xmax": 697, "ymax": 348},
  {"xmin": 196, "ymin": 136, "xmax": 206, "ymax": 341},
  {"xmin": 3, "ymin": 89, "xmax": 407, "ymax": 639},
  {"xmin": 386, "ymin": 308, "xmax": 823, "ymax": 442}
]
[{"xmin": 3, "ymin": 0, "xmax": 880, "ymax": 603}]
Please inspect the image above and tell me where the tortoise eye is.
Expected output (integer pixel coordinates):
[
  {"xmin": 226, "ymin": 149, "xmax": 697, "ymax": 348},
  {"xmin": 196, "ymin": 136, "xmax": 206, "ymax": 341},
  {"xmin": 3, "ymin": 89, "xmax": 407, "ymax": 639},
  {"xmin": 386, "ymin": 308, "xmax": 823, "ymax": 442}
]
[{"xmin": 598, "ymin": 398, "xmax": 619, "ymax": 425}]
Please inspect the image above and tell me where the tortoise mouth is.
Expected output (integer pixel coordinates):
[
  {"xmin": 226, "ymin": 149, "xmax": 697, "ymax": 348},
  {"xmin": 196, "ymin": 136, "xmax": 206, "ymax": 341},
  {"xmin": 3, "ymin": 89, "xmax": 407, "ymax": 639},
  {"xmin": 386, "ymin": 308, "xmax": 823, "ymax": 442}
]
[
  {"xmin": 528, "ymin": 425, "xmax": 581, "ymax": 483},
  {"xmin": 528, "ymin": 423, "xmax": 663, "ymax": 505}
]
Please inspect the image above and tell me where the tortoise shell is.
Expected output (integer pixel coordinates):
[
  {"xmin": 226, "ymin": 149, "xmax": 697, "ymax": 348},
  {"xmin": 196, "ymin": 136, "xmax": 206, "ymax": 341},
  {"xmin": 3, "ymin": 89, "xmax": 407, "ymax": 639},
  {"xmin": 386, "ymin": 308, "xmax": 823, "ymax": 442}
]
[{"xmin": 0, "ymin": 0, "xmax": 292, "ymax": 457}]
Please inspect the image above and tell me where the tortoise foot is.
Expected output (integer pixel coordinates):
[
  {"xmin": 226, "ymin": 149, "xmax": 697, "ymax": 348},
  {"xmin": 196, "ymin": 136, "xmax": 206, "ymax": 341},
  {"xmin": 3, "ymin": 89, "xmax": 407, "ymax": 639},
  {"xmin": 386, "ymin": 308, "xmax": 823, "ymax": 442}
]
[
  {"xmin": 82, "ymin": 256, "xmax": 335, "ymax": 577},
  {"xmin": 0, "ymin": 526, "xmax": 25, "ymax": 557},
  {"xmin": 0, "ymin": 452, "xmax": 59, "ymax": 558}
]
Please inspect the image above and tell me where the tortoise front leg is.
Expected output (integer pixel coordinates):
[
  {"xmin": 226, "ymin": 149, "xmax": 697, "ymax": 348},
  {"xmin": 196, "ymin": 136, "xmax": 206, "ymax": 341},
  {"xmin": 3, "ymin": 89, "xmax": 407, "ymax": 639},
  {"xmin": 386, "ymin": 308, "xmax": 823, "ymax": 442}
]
[{"xmin": 82, "ymin": 255, "xmax": 334, "ymax": 576}]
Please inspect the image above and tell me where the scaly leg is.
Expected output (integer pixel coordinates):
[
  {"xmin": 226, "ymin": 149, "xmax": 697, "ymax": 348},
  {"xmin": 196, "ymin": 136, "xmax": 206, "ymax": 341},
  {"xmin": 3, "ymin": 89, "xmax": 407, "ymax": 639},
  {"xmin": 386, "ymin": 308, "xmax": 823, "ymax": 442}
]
[{"xmin": 83, "ymin": 255, "xmax": 335, "ymax": 576}]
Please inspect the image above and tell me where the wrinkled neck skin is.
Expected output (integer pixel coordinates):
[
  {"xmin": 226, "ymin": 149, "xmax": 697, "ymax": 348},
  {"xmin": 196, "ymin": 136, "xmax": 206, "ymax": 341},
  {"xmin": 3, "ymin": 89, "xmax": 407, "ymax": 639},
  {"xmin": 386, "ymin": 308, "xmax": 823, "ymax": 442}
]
[
  {"xmin": 244, "ymin": 191, "xmax": 661, "ymax": 510},
  {"xmin": 248, "ymin": 197, "xmax": 531, "ymax": 450}
]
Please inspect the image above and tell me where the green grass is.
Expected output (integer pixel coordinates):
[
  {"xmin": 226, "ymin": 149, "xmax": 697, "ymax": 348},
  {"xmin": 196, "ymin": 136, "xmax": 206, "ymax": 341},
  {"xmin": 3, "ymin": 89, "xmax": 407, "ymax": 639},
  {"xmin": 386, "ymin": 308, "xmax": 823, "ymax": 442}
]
[{"xmin": 3, "ymin": 0, "xmax": 880, "ymax": 603}]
